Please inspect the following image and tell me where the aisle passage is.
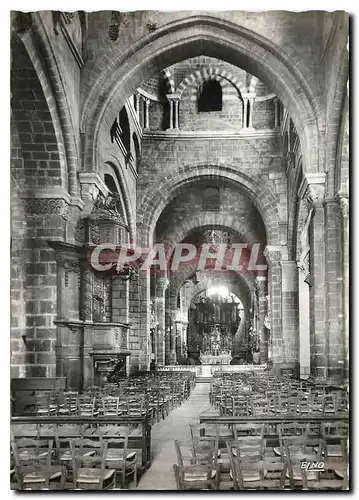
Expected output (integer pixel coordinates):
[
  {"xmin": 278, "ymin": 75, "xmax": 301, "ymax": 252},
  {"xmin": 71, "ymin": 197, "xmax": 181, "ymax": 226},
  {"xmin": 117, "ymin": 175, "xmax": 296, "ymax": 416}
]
[{"xmin": 135, "ymin": 382, "xmax": 211, "ymax": 490}]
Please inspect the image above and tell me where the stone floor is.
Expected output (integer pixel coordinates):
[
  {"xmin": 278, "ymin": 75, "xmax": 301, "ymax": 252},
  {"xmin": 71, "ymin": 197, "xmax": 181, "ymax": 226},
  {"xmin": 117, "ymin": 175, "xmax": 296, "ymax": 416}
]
[{"xmin": 135, "ymin": 382, "xmax": 212, "ymax": 490}]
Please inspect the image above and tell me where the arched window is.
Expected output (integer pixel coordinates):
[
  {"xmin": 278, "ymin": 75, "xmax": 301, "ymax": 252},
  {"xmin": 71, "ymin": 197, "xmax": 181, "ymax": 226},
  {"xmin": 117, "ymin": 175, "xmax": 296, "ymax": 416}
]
[
  {"xmin": 197, "ymin": 80, "xmax": 223, "ymax": 112},
  {"xmin": 202, "ymin": 187, "xmax": 220, "ymax": 211},
  {"xmin": 119, "ymin": 107, "xmax": 130, "ymax": 153}
]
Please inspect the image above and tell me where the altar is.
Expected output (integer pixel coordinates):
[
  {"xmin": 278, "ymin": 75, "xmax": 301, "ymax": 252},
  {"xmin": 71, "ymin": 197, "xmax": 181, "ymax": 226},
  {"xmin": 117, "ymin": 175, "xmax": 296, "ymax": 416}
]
[
  {"xmin": 199, "ymin": 352, "xmax": 232, "ymax": 377},
  {"xmin": 199, "ymin": 353, "xmax": 232, "ymax": 365}
]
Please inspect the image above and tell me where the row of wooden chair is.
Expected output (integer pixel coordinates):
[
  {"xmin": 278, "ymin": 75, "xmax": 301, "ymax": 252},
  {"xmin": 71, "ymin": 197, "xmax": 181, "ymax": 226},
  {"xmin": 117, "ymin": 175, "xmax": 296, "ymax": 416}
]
[
  {"xmin": 11, "ymin": 427, "xmax": 138, "ymax": 490},
  {"xmin": 172, "ymin": 421, "xmax": 349, "ymax": 490}
]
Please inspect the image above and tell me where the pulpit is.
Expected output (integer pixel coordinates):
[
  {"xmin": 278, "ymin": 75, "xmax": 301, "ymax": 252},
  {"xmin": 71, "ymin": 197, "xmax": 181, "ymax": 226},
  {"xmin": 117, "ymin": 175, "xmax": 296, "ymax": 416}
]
[{"xmin": 91, "ymin": 350, "xmax": 130, "ymax": 385}]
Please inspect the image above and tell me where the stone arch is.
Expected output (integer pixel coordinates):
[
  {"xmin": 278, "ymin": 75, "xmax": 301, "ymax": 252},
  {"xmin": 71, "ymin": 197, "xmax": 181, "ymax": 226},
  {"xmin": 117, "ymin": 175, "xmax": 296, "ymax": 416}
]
[
  {"xmin": 161, "ymin": 218, "xmax": 264, "ymax": 263},
  {"xmin": 138, "ymin": 163, "xmax": 280, "ymax": 247},
  {"xmin": 168, "ymin": 264, "xmax": 254, "ymax": 313},
  {"xmin": 81, "ymin": 15, "xmax": 321, "ymax": 178},
  {"xmin": 186, "ymin": 273, "xmax": 253, "ymax": 312},
  {"xmin": 11, "ymin": 35, "xmax": 68, "ymax": 191},
  {"xmin": 176, "ymin": 66, "xmax": 244, "ymax": 98},
  {"xmin": 26, "ymin": 13, "xmax": 81, "ymax": 196}
]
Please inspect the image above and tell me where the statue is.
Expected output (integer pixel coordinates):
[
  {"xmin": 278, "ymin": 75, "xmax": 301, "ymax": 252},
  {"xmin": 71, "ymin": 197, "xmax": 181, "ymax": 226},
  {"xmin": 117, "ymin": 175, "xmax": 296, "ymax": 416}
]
[{"xmin": 298, "ymin": 208, "xmax": 313, "ymax": 278}]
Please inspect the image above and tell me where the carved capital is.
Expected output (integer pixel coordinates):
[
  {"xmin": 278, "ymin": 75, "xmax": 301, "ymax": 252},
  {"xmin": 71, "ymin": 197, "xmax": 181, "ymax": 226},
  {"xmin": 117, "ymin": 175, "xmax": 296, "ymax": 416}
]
[
  {"xmin": 298, "ymin": 173, "xmax": 326, "ymax": 210},
  {"xmin": 166, "ymin": 93, "xmax": 181, "ymax": 102},
  {"xmin": 263, "ymin": 246, "xmax": 282, "ymax": 264}
]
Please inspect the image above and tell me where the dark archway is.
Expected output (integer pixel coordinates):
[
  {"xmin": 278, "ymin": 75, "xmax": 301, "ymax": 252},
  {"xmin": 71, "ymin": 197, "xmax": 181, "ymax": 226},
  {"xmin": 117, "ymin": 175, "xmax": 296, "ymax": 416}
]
[{"xmin": 198, "ymin": 79, "xmax": 222, "ymax": 112}]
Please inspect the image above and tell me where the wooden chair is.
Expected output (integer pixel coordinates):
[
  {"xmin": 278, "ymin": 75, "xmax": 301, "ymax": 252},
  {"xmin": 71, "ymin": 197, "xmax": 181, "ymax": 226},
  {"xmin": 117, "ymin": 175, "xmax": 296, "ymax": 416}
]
[
  {"xmin": 55, "ymin": 424, "xmax": 87, "ymax": 467},
  {"xmin": 231, "ymin": 395, "xmax": 250, "ymax": 416},
  {"xmin": 251, "ymin": 397, "xmax": 271, "ymax": 416},
  {"xmin": 57, "ymin": 391, "xmax": 78, "ymax": 415},
  {"xmin": 11, "ymin": 435, "xmax": 66, "ymax": 490},
  {"xmin": 77, "ymin": 396, "xmax": 98, "ymax": 417},
  {"xmin": 101, "ymin": 396, "xmax": 121, "ymax": 416},
  {"xmin": 283, "ymin": 435, "xmax": 324, "ymax": 488},
  {"xmin": 71, "ymin": 439, "xmax": 116, "ymax": 490},
  {"xmin": 103, "ymin": 433, "xmax": 138, "ymax": 488},
  {"xmin": 173, "ymin": 464, "xmax": 220, "ymax": 490},
  {"xmin": 174, "ymin": 440, "xmax": 194, "ymax": 466},
  {"xmin": 227, "ymin": 442, "xmax": 287, "ymax": 490},
  {"xmin": 275, "ymin": 422, "xmax": 311, "ymax": 457}
]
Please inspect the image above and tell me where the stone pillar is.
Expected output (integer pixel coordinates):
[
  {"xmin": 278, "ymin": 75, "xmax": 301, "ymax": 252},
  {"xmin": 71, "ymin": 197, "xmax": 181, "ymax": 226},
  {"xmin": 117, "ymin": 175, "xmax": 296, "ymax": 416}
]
[
  {"xmin": 174, "ymin": 99, "xmax": 180, "ymax": 129},
  {"xmin": 264, "ymin": 246, "xmax": 284, "ymax": 376},
  {"xmin": 339, "ymin": 196, "xmax": 349, "ymax": 383},
  {"xmin": 300, "ymin": 173, "xmax": 327, "ymax": 381},
  {"xmin": 138, "ymin": 271, "xmax": 151, "ymax": 371},
  {"xmin": 248, "ymin": 97, "xmax": 254, "ymax": 128},
  {"xmin": 154, "ymin": 277, "xmax": 168, "ymax": 366},
  {"xmin": 297, "ymin": 263, "xmax": 310, "ymax": 378},
  {"xmin": 144, "ymin": 98, "xmax": 150, "ymax": 130},
  {"xmin": 169, "ymin": 310, "xmax": 177, "ymax": 364},
  {"xmin": 324, "ymin": 198, "xmax": 346, "ymax": 382},
  {"xmin": 166, "ymin": 94, "xmax": 174, "ymax": 129},
  {"xmin": 255, "ymin": 277, "xmax": 268, "ymax": 364},
  {"xmin": 242, "ymin": 98, "xmax": 248, "ymax": 128},
  {"xmin": 281, "ymin": 260, "xmax": 299, "ymax": 374}
]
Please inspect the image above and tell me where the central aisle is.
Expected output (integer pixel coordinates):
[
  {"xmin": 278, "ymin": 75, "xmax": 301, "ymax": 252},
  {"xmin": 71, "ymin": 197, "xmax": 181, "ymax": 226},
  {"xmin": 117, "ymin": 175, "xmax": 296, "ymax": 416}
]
[{"xmin": 135, "ymin": 382, "xmax": 211, "ymax": 490}]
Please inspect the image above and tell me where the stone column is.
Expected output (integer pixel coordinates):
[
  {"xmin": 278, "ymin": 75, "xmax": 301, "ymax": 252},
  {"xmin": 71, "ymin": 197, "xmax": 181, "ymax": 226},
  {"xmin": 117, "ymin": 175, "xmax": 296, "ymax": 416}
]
[
  {"xmin": 299, "ymin": 173, "xmax": 327, "ymax": 381},
  {"xmin": 339, "ymin": 196, "xmax": 349, "ymax": 383},
  {"xmin": 281, "ymin": 260, "xmax": 299, "ymax": 374},
  {"xmin": 255, "ymin": 277, "xmax": 268, "ymax": 364},
  {"xmin": 144, "ymin": 98, "xmax": 150, "ymax": 130},
  {"xmin": 242, "ymin": 98, "xmax": 248, "ymax": 128},
  {"xmin": 324, "ymin": 198, "xmax": 346, "ymax": 382},
  {"xmin": 154, "ymin": 277, "xmax": 168, "ymax": 366},
  {"xmin": 138, "ymin": 270, "xmax": 151, "ymax": 371},
  {"xmin": 174, "ymin": 99, "xmax": 180, "ymax": 129},
  {"xmin": 297, "ymin": 263, "xmax": 310, "ymax": 378},
  {"xmin": 81, "ymin": 265, "xmax": 94, "ymax": 388},
  {"xmin": 166, "ymin": 94, "xmax": 174, "ymax": 129},
  {"xmin": 169, "ymin": 310, "xmax": 177, "ymax": 364},
  {"xmin": 263, "ymin": 246, "xmax": 284, "ymax": 376},
  {"xmin": 248, "ymin": 97, "xmax": 254, "ymax": 128}
]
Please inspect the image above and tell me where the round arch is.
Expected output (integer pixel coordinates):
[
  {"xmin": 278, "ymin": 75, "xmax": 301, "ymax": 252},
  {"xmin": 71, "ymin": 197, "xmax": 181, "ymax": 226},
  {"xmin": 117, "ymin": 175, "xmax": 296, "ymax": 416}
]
[
  {"xmin": 138, "ymin": 163, "xmax": 280, "ymax": 246},
  {"xmin": 157, "ymin": 215, "xmax": 265, "ymax": 258},
  {"xmin": 176, "ymin": 67, "xmax": 244, "ymax": 98},
  {"xmin": 80, "ymin": 15, "xmax": 321, "ymax": 177},
  {"xmin": 167, "ymin": 263, "xmax": 254, "ymax": 313},
  {"xmin": 186, "ymin": 274, "xmax": 253, "ymax": 314}
]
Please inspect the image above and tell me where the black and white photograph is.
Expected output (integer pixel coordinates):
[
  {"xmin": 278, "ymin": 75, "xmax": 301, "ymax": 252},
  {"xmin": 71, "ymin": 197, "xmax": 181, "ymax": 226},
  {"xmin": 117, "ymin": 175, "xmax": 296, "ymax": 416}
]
[{"xmin": 9, "ymin": 4, "xmax": 350, "ymax": 491}]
